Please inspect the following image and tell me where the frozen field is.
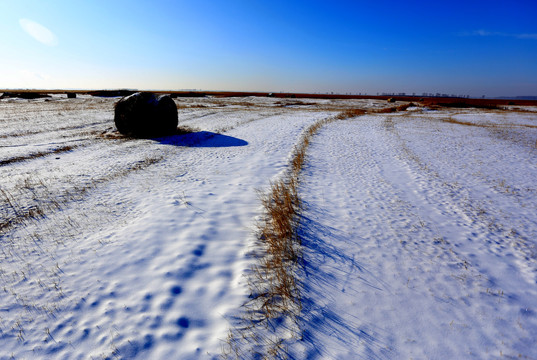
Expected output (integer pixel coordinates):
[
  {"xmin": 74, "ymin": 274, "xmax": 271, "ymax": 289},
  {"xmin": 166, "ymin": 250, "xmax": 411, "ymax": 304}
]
[
  {"xmin": 290, "ymin": 110, "xmax": 537, "ymax": 359},
  {"xmin": 1, "ymin": 95, "xmax": 536, "ymax": 359}
]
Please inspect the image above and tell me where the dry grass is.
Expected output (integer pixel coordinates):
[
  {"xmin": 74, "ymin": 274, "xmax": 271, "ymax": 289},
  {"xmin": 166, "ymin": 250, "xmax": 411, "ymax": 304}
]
[
  {"xmin": 0, "ymin": 176, "xmax": 70, "ymax": 238},
  {"xmin": 0, "ymin": 187, "xmax": 50, "ymax": 233},
  {"xmin": 0, "ymin": 145, "xmax": 75, "ymax": 167},
  {"xmin": 255, "ymin": 178, "xmax": 301, "ymax": 307},
  {"xmin": 0, "ymin": 149, "xmax": 165, "ymax": 343},
  {"xmin": 222, "ymin": 108, "xmax": 366, "ymax": 359},
  {"xmin": 335, "ymin": 108, "xmax": 367, "ymax": 120},
  {"xmin": 0, "ymin": 153, "xmax": 163, "ymax": 239},
  {"xmin": 374, "ymin": 106, "xmax": 398, "ymax": 113},
  {"xmin": 396, "ymin": 102, "xmax": 415, "ymax": 111},
  {"xmin": 222, "ymin": 181, "xmax": 303, "ymax": 359},
  {"xmin": 442, "ymin": 116, "xmax": 537, "ymax": 129},
  {"xmin": 275, "ymin": 101, "xmax": 317, "ymax": 107},
  {"xmin": 426, "ymin": 101, "xmax": 500, "ymax": 110},
  {"xmin": 98, "ymin": 125, "xmax": 199, "ymax": 140},
  {"xmin": 365, "ymin": 102, "xmax": 417, "ymax": 114}
]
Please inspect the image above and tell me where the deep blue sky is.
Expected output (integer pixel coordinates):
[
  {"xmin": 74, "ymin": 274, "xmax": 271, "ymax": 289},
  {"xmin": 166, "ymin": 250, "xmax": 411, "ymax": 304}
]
[{"xmin": 1, "ymin": 0, "xmax": 536, "ymax": 96}]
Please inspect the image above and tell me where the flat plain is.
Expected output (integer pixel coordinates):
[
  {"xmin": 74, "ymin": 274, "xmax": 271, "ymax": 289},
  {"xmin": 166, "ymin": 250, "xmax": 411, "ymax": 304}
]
[{"xmin": 1, "ymin": 94, "xmax": 536, "ymax": 359}]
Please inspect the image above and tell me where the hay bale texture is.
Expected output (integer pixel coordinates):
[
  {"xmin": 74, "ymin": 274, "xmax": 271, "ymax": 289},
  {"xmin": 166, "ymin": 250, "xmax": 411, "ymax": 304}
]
[{"xmin": 114, "ymin": 92, "xmax": 178, "ymax": 137}]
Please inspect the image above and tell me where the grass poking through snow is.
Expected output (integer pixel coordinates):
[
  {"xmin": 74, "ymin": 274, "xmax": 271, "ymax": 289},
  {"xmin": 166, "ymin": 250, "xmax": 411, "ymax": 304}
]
[
  {"xmin": 0, "ymin": 145, "xmax": 76, "ymax": 167},
  {"xmin": 222, "ymin": 109, "xmax": 366, "ymax": 359}
]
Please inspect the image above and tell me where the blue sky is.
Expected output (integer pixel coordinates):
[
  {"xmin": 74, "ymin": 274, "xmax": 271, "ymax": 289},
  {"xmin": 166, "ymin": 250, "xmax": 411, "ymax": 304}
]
[{"xmin": 1, "ymin": 0, "xmax": 536, "ymax": 96}]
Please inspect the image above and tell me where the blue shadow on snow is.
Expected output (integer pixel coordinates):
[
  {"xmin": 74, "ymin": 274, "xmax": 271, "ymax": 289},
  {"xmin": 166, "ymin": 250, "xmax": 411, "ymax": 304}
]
[
  {"xmin": 153, "ymin": 131, "xmax": 248, "ymax": 148},
  {"xmin": 291, "ymin": 199, "xmax": 394, "ymax": 360}
]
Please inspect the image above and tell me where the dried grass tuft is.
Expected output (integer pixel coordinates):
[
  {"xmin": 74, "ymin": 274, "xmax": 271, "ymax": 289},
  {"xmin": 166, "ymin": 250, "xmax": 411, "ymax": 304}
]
[
  {"xmin": 374, "ymin": 106, "xmax": 398, "ymax": 113},
  {"xmin": 396, "ymin": 102, "xmax": 415, "ymax": 111},
  {"xmin": 335, "ymin": 108, "xmax": 367, "ymax": 119},
  {"xmin": 443, "ymin": 117, "xmax": 537, "ymax": 129},
  {"xmin": 0, "ymin": 145, "xmax": 75, "ymax": 167},
  {"xmin": 223, "ymin": 108, "xmax": 366, "ymax": 359}
]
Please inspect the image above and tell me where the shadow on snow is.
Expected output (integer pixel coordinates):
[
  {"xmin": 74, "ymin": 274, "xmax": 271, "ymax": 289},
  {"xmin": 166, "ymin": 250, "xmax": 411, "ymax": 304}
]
[
  {"xmin": 154, "ymin": 131, "xmax": 248, "ymax": 148},
  {"xmin": 293, "ymin": 199, "xmax": 394, "ymax": 360}
]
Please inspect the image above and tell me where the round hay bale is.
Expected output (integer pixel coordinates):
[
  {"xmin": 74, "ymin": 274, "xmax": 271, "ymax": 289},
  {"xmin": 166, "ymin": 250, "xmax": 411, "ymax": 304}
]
[
  {"xmin": 155, "ymin": 94, "xmax": 179, "ymax": 134},
  {"xmin": 114, "ymin": 92, "xmax": 178, "ymax": 137}
]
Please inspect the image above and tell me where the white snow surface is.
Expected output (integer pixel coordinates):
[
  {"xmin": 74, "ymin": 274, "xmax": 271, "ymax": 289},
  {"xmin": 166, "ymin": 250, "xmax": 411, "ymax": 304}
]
[
  {"xmin": 0, "ymin": 96, "xmax": 334, "ymax": 359},
  {"xmin": 1, "ymin": 97, "xmax": 537, "ymax": 359},
  {"xmin": 290, "ymin": 110, "xmax": 537, "ymax": 359}
]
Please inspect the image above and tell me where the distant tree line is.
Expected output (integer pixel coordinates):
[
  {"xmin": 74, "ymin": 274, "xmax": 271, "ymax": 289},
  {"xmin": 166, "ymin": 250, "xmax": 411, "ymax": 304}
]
[
  {"xmin": 306, "ymin": 91, "xmax": 473, "ymax": 98},
  {"xmin": 377, "ymin": 92, "xmax": 471, "ymax": 98}
]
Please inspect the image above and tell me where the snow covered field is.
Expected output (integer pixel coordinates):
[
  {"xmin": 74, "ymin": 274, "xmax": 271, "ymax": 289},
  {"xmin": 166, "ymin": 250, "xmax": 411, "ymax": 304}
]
[
  {"xmin": 1, "ymin": 95, "xmax": 536, "ymax": 359},
  {"xmin": 290, "ymin": 111, "xmax": 537, "ymax": 359}
]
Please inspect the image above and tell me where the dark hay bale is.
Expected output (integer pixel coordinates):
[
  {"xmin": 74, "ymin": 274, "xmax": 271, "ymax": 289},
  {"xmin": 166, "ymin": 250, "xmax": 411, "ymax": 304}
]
[
  {"xmin": 114, "ymin": 92, "xmax": 178, "ymax": 138},
  {"xmin": 67, "ymin": 93, "xmax": 76, "ymax": 99}
]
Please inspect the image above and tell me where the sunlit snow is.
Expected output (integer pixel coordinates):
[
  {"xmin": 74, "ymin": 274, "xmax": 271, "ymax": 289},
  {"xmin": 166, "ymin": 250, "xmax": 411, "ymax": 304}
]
[{"xmin": 1, "ymin": 95, "xmax": 536, "ymax": 359}]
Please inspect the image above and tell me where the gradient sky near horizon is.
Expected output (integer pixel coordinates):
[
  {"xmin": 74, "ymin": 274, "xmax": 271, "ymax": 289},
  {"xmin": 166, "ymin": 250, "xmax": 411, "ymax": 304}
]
[{"xmin": 1, "ymin": 0, "xmax": 536, "ymax": 97}]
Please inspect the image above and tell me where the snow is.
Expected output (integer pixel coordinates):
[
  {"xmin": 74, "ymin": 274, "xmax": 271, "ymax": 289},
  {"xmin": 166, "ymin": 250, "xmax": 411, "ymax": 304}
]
[
  {"xmin": 1, "ymin": 97, "xmax": 536, "ymax": 359},
  {"xmin": 290, "ymin": 110, "xmax": 537, "ymax": 359}
]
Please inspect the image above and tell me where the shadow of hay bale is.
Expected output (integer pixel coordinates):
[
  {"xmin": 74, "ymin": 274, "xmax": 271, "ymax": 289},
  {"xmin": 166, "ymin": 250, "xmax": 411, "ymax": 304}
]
[{"xmin": 155, "ymin": 131, "xmax": 248, "ymax": 148}]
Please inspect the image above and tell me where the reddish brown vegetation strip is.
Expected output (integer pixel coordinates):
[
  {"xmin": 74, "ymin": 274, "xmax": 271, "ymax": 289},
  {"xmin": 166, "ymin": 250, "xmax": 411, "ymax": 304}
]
[{"xmin": 443, "ymin": 117, "xmax": 537, "ymax": 129}]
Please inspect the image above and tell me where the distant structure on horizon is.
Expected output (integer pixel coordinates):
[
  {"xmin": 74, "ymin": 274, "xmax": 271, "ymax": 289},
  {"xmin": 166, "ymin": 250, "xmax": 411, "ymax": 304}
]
[{"xmin": 377, "ymin": 92, "xmax": 471, "ymax": 98}]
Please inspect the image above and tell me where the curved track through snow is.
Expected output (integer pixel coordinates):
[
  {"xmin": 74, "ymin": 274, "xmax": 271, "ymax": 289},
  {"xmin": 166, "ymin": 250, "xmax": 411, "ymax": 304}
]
[
  {"xmin": 290, "ymin": 113, "xmax": 537, "ymax": 359},
  {"xmin": 2, "ymin": 97, "xmax": 536, "ymax": 359},
  {"xmin": 0, "ymin": 96, "xmax": 335, "ymax": 359}
]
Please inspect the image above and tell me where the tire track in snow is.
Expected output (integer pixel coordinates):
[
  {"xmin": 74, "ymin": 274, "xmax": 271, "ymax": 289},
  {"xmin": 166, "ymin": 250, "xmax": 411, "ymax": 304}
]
[
  {"xmin": 289, "ymin": 114, "xmax": 537, "ymax": 359},
  {"xmin": 385, "ymin": 113, "xmax": 537, "ymax": 285}
]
